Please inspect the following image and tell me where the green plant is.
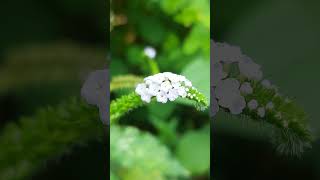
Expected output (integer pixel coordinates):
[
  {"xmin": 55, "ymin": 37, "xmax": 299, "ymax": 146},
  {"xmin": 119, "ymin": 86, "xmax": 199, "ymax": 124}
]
[{"xmin": 110, "ymin": 0, "xmax": 211, "ymax": 179}]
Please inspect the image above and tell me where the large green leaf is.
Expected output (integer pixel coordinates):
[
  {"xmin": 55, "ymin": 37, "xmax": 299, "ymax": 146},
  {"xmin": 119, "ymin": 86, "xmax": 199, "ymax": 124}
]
[
  {"xmin": 176, "ymin": 127, "xmax": 210, "ymax": 175},
  {"xmin": 110, "ymin": 125, "xmax": 189, "ymax": 180}
]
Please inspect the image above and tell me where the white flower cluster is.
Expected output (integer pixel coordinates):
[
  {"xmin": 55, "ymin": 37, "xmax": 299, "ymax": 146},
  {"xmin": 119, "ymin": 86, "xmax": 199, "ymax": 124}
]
[
  {"xmin": 211, "ymin": 40, "xmax": 278, "ymax": 118},
  {"xmin": 135, "ymin": 72, "xmax": 193, "ymax": 103}
]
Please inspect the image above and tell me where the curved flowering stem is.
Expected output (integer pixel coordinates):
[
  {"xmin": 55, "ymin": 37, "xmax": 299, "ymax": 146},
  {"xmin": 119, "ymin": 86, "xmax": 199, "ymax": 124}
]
[
  {"xmin": 187, "ymin": 87, "xmax": 209, "ymax": 111},
  {"xmin": 110, "ymin": 72, "xmax": 209, "ymax": 125},
  {"xmin": 212, "ymin": 40, "xmax": 313, "ymax": 156},
  {"xmin": 110, "ymin": 92, "xmax": 144, "ymax": 124},
  {"xmin": 242, "ymin": 81, "xmax": 313, "ymax": 156},
  {"xmin": 110, "ymin": 75, "xmax": 143, "ymax": 92},
  {"xmin": 0, "ymin": 97, "xmax": 104, "ymax": 180}
]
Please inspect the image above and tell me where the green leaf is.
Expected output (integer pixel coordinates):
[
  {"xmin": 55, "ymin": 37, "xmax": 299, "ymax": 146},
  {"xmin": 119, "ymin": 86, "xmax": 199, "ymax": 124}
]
[
  {"xmin": 183, "ymin": 24, "xmax": 210, "ymax": 56},
  {"xmin": 137, "ymin": 16, "xmax": 167, "ymax": 45},
  {"xmin": 111, "ymin": 125, "xmax": 189, "ymax": 180},
  {"xmin": 176, "ymin": 127, "xmax": 210, "ymax": 175},
  {"xmin": 110, "ymin": 171, "xmax": 119, "ymax": 180}
]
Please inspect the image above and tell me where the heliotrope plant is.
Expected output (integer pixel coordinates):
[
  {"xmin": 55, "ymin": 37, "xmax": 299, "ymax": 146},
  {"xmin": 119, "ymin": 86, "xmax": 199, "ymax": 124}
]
[
  {"xmin": 106, "ymin": 69, "xmax": 209, "ymax": 179},
  {"xmin": 211, "ymin": 39, "xmax": 313, "ymax": 156},
  {"xmin": 110, "ymin": 72, "xmax": 208, "ymax": 125}
]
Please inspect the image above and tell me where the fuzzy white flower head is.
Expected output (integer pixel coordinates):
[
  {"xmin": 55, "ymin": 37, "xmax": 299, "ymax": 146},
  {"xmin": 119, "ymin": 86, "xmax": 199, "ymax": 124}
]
[
  {"xmin": 247, "ymin": 99, "xmax": 258, "ymax": 110},
  {"xmin": 135, "ymin": 72, "xmax": 194, "ymax": 103},
  {"xmin": 257, "ymin": 107, "xmax": 266, "ymax": 118},
  {"xmin": 215, "ymin": 78, "xmax": 246, "ymax": 114},
  {"xmin": 239, "ymin": 56, "xmax": 263, "ymax": 81},
  {"xmin": 240, "ymin": 82, "xmax": 253, "ymax": 95},
  {"xmin": 144, "ymin": 46, "xmax": 156, "ymax": 59}
]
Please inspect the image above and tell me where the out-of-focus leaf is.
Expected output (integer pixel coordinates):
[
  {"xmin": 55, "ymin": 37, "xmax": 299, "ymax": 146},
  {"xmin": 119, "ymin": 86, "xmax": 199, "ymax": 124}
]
[
  {"xmin": 0, "ymin": 42, "xmax": 106, "ymax": 93},
  {"xmin": 110, "ymin": 58, "xmax": 129, "ymax": 77},
  {"xmin": 111, "ymin": 125, "xmax": 189, "ymax": 180},
  {"xmin": 137, "ymin": 16, "xmax": 167, "ymax": 45},
  {"xmin": 176, "ymin": 127, "xmax": 210, "ymax": 175},
  {"xmin": 183, "ymin": 24, "xmax": 210, "ymax": 56}
]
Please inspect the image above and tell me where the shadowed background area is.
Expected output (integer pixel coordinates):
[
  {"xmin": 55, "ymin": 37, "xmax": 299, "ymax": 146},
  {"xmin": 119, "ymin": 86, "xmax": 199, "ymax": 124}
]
[
  {"xmin": 0, "ymin": 0, "xmax": 108, "ymax": 179},
  {"xmin": 212, "ymin": 0, "xmax": 320, "ymax": 179}
]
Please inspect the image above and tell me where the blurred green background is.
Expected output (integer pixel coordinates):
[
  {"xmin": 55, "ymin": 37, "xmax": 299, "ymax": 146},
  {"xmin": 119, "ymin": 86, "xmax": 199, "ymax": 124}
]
[
  {"xmin": 0, "ymin": 0, "xmax": 107, "ymax": 179},
  {"xmin": 213, "ymin": 0, "xmax": 320, "ymax": 179}
]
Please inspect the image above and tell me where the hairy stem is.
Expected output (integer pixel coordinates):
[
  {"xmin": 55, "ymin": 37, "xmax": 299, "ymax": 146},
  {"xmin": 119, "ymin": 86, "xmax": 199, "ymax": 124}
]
[
  {"xmin": 0, "ymin": 98, "xmax": 105, "ymax": 180},
  {"xmin": 110, "ymin": 92, "xmax": 144, "ymax": 124},
  {"xmin": 242, "ymin": 81, "xmax": 313, "ymax": 156},
  {"xmin": 110, "ymin": 90, "xmax": 209, "ymax": 125}
]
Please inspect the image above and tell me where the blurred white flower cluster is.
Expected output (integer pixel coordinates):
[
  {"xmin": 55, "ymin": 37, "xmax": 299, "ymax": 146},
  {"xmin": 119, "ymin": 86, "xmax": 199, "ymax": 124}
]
[
  {"xmin": 135, "ymin": 72, "xmax": 193, "ymax": 103},
  {"xmin": 211, "ymin": 40, "xmax": 277, "ymax": 117}
]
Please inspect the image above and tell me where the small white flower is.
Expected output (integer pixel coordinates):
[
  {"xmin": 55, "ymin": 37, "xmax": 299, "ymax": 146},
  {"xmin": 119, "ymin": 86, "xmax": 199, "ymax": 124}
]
[
  {"xmin": 247, "ymin": 99, "xmax": 258, "ymax": 110},
  {"xmin": 184, "ymin": 80, "xmax": 192, "ymax": 87},
  {"xmin": 214, "ymin": 78, "xmax": 247, "ymax": 114},
  {"xmin": 141, "ymin": 94, "xmax": 152, "ymax": 103},
  {"xmin": 172, "ymin": 82, "xmax": 181, "ymax": 89},
  {"xmin": 135, "ymin": 83, "xmax": 147, "ymax": 95},
  {"xmin": 176, "ymin": 75, "xmax": 186, "ymax": 82},
  {"xmin": 160, "ymin": 80, "xmax": 172, "ymax": 92},
  {"xmin": 211, "ymin": 41, "xmax": 243, "ymax": 63},
  {"xmin": 156, "ymin": 91, "xmax": 168, "ymax": 103},
  {"xmin": 144, "ymin": 46, "xmax": 156, "ymax": 59},
  {"xmin": 177, "ymin": 87, "xmax": 187, "ymax": 98},
  {"xmin": 147, "ymin": 83, "xmax": 160, "ymax": 96},
  {"xmin": 240, "ymin": 82, "xmax": 253, "ymax": 95},
  {"xmin": 145, "ymin": 73, "xmax": 164, "ymax": 84},
  {"xmin": 239, "ymin": 56, "xmax": 263, "ymax": 81},
  {"xmin": 167, "ymin": 89, "xmax": 179, "ymax": 101},
  {"xmin": 145, "ymin": 79, "xmax": 153, "ymax": 85},
  {"xmin": 215, "ymin": 78, "xmax": 240, "ymax": 99},
  {"xmin": 229, "ymin": 95, "xmax": 246, "ymax": 114}
]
